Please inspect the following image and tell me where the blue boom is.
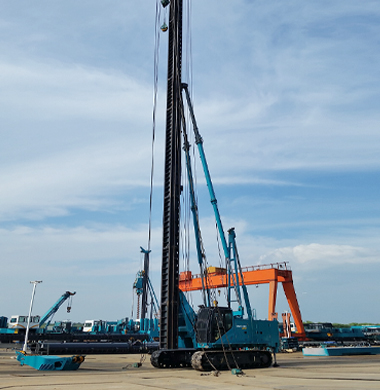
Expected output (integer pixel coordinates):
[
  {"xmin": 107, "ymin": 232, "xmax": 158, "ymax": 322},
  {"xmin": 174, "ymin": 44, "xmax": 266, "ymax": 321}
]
[{"xmin": 39, "ymin": 291, "xmax": 76, "ymax": 330}]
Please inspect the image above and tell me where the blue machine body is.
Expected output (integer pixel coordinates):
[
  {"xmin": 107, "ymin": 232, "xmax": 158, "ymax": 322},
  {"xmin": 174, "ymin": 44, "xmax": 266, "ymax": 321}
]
[
  {"xmin": 16, "ymin": 351, "xmax": 85, "ymax": 371},
  {"xmin": 138, "ymin": 317, "xmax": 160, "ymax": 340},
  {"xmin": 196, "ymin": 307, "xmax": 280, "ymax": 351},
  {"xmin": 178, "ymin": 291, "xmax": 197, "ymax": 348}
]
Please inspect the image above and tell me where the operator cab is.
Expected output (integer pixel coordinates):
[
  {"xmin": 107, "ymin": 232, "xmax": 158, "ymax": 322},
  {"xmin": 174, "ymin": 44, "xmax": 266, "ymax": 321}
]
[{"xmin": 196, "ymin": 307, "xmax": 233, "ymax": 345}]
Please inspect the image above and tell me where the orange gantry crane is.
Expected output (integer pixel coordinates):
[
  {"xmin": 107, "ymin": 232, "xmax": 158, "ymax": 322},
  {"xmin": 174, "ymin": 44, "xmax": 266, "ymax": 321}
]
[{"xmin": 179, "ymin": 261, "xmax": 306, "ymax": 339}]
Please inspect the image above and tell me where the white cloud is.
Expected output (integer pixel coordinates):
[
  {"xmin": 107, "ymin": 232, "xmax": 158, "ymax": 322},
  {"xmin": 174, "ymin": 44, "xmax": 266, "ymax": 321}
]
[
  {"xmin": 0, "ymin": 59, "xmax": 153, "ymax": 122},
  {"xmin": 259, "ymin": 243, "xmax": 379, "ymax": 270},
  {"xmin": 0, "ymin": 223, "xmax": 163, "ymax": 271},
  {"xmin": 0, "ymin": 140, "xmax": 160, "ymax": 222},
  {"xmin": 186, "ymin": 0, "xmax": 380, "ymax": 174},
  {"xmin": 1, "ymin": 0, "xmax": 379, "ymax": 323}
]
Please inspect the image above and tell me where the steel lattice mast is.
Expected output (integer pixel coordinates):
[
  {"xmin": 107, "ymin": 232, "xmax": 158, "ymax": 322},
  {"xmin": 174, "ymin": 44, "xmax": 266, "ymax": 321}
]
[{"xmin": 159, "ymin": 0, "xmax": 183, "ymax": 350}]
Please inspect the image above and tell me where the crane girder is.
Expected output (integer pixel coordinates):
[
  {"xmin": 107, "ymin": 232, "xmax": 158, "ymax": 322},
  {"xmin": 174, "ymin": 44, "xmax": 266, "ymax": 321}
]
[{"xmin": 179, "ymin": 262, "xmax": 306, "ymax": 339}]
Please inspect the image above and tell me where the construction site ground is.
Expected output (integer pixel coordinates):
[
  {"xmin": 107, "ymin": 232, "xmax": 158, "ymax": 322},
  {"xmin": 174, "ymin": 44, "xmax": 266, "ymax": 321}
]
[{"xmin": 1, "ymin": 344, "xmax": 380, "ymax": 389}]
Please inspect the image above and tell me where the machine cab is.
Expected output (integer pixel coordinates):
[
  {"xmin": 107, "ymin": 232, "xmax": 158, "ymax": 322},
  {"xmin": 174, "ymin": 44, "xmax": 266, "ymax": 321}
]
[
  {"xmin": 8, "ymin": 315, "xmax": 41, "ymax": 330},
  {"xmin": 196, "ymin": 307, "xmax": 233, "ymax": 346}
]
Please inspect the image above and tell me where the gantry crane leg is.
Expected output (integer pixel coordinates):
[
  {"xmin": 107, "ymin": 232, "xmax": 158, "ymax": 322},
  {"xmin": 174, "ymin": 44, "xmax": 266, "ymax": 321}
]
[
  {"xmin": 268, "ymin": 279, "xmax": 278, "ymax": 321},
  {"xmin": 282, "ymin": 281, "xmax": 306, "ymax": 339}
]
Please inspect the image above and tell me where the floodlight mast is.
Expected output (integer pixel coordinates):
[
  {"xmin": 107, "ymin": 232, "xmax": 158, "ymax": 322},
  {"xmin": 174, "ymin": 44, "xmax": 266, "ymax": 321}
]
[{"xmin": 23, "ymin": 280, "xmax": 42, "ymax": 352}]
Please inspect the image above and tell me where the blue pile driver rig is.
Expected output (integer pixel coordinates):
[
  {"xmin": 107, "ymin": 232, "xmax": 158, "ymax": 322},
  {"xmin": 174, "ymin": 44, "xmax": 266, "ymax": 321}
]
[{"xmin": 150, "ymin": 0, "xmax": 280, "ymax": 372}]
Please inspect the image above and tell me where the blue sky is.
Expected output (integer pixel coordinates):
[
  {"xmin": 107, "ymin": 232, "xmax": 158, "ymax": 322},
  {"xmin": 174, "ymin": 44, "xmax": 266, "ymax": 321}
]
[{"xmin": 1, "ymin": 0, "xmax": 379, "ymax": 325}]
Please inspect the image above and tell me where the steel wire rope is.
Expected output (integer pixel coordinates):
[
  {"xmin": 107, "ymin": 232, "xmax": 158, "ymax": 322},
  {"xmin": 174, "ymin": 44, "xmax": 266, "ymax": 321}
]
[
  {"xmin": 180, "ymin": 107, "xmax": 194, "ymax": 308},
  {"xmin": 216, "ymin": 310, "xmax": 242, "ymax": 371},
  {"xmin": 168, "ymin": 0, "xmax": 183, "ymax": 268},
  {"xmin": 209, "ymin": 241, "xmax": 244, "ymax": 372},
  {"xmin": 202, "ymin": 301, "xmax": 242, "ymax": 372},
  {"xmin": 186, "ymin": 1, "xmax": 207, "ymax": 309},
  {"xmin": 183, "ymin": 0, "xmax": 196, "ymax": 240},
  {"xmin": 181, "ymin": 125, "xmax": 191, "ymax": 277},
  {"xmin": 184, "ymin": 0, "xmax": 219, "ymax": 308},
  {"xmin": 214, "ymin": 310, "xmax": 233, "ymax": 371},
  {"xmin": 180, "ymin": 163, "xmax": 191, "ymax": 301},
  {"xmin": 187, "ymin": 277, "xmax": 233, "ymax": 370},
  {"xmin": 179, "ymin": 78, "xmax": 192, "ymax": 307},
  {"xmin": 196, "ymin": 304, "xmax": 233, "ymax": 372},
  {"xmin": 184, "ymin": 0, "xmax": 192, "ymax": 282},
  {"xmin": 136, "ymin": 0, "xmax": 161, "ymax": 365},
  {"xmin": 147, "ymin": 0, "xmax": 162, "ymax": 252},
  {"xmin": 170, "ymin": 4, "xmax": 240, "ymax": 372},
  {"xmin": 178, "ymin": 0, "xmax": 216, "ymax": 325},
  {"xmin": 181, "ymin": 110, "xmax": 213, "ymax": 308},
  {"xmin": 183, "ymin": 0, "xmax": 229, "ymax": 308},
  {"xmin": 216, "ymin": 215, "xmax": 229, "ymax": 306},
  {"xmin": 217, "ymin": 229, "xmax": 242, "ymax": 310},
  {"xmin": 181, "ymin": 0, "xmax": 197, "ymax": 309},
  {"xmin": 202, "ymin": 289, "xmax": 235, "ymax": 370}
]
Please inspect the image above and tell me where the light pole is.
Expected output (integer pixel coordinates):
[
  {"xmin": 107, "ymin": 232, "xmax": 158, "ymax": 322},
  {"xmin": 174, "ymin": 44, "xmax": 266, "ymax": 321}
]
[{"xmin": 23, "ymin": 280, "xmax": 42, "ymax": 353}]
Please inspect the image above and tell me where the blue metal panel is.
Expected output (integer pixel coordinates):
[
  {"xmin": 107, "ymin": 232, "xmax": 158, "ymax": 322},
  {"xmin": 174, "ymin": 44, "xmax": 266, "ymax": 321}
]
[
  {"xmin": 16, "ymin": 351, "xmax": 85, "ymax": 370},
  {"xmin": 197, "ymin": 316, "xmax": 280, "ymax": 353}
]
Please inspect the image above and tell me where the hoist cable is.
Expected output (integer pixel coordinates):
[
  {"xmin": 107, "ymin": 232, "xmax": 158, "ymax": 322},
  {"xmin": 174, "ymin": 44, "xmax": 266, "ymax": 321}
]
[{"xmin": 147, "ymin": 0, "xmax": 162, "ymax": 251}]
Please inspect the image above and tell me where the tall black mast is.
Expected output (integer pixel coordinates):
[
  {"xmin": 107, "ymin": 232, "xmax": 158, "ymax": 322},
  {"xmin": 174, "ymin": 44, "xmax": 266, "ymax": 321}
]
[
  {"xmin": 140, "ymin": 248, "xmax": 150, "ymax": 320},
  {"xmin": 159, "ymin": 0, "xmax": 183, "ymax": 350}
]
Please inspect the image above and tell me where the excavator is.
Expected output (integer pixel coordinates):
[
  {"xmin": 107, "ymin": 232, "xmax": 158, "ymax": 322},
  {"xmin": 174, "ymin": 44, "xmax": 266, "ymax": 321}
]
[{"xmin": 150, "ymin": 1, "xmax": 279, "ymax": 371}]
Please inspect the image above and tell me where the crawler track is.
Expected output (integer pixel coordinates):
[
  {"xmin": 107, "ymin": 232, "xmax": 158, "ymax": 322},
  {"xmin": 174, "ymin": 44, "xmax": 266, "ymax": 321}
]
[
  {"xmin": 150, "ymin": 349, "xmax": 195, "ymax": 368},
  {"xmin": 151, "ymin": 348, "xmax": 273, "ymax": 371},
  {"xmin": 191, "ymin": 349, "xmax": 272, "ymax": 371}
]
